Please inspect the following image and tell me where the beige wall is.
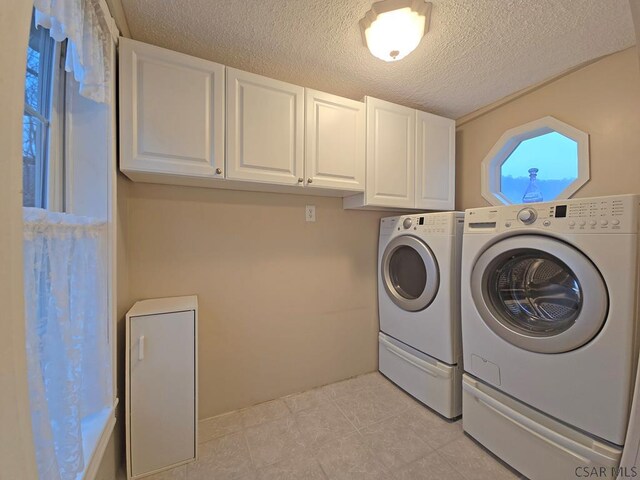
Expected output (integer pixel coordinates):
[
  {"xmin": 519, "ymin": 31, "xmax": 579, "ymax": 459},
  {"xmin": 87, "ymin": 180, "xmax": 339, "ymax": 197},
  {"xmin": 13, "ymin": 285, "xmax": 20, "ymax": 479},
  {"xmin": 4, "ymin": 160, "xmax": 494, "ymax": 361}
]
[
  {"xmin": 0, "ymin": 0, "xmax": 39, "ymax": 478},
  {"xmin": 124, "ymin": 183, "xmax": 384, "ymax": 418},
  {"xmin": 121, "ymin": 46, "xmax": 640, "ymax": 421},
  {"xmin": 456, "ymin": 47, "xmax": 640, "ymax": 210}
]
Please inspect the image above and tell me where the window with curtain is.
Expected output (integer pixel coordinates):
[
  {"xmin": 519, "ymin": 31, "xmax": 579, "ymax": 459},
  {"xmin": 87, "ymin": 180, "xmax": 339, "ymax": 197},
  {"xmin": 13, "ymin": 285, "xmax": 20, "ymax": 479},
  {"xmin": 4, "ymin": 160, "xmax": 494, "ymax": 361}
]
[{"xmin": 22, "ymin": 2, "xmax": 117, "ymax": 479}]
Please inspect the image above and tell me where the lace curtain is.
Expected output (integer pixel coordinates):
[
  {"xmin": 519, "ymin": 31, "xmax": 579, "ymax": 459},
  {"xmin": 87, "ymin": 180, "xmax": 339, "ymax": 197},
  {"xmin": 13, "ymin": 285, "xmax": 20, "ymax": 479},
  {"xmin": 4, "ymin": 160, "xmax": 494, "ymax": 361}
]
[
  {"xmin": 24, "ymin": 208, "xmax": 111, "ymax": 480},
  {"xmin": 33, "ymin": 0, "xmax": 117, "ymax": 103}
]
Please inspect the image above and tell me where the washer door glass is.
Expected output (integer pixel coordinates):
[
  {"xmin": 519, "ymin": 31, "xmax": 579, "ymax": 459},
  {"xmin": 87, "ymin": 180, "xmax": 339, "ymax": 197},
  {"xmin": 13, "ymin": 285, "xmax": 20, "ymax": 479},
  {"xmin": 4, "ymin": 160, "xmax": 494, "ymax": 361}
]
[
  {"xmin": 382, "ymin": 236, "xmax": 439, "ymax": 312},
  {"xmin": 471, "ymin": 235, "xmax": 608, "ymax": 353},
  {"xmin": 487, "ymin": 252, "xmax": 582, "ymax": 336}
]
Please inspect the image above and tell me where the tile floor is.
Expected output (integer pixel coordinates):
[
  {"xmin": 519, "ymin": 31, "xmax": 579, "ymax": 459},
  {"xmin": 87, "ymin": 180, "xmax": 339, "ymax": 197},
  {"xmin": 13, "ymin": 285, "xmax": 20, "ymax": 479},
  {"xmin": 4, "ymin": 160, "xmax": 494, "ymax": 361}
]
[{"xmin": 147, "ymin": 372, "xmax": 522, "ymax": 480}]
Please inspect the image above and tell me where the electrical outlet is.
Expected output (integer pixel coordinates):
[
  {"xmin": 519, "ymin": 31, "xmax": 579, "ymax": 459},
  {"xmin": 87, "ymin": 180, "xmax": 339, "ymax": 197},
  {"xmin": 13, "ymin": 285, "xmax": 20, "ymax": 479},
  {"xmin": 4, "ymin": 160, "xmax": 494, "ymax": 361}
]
[{"xmin": 305, "ymin": 205, "xmax": 316, "ymax": 222}]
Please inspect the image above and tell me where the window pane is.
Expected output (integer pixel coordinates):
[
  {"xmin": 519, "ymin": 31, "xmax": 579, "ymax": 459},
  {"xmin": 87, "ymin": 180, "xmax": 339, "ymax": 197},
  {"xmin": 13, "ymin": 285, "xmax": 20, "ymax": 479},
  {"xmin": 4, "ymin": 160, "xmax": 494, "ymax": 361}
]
[
  {"xmin": 23, "ymin": 11, "xmax": 55, "ymax": 208},
  {"xmin": 25, "ymin": 45, "xmax": 40, "ymax": 111},
  {"xmin": 23, "ymin": 114, "xmax": 45, "ymax": 208},
  {"xmin": 500, "ymin": 131, "xmax": 579, "ymax": 204}
]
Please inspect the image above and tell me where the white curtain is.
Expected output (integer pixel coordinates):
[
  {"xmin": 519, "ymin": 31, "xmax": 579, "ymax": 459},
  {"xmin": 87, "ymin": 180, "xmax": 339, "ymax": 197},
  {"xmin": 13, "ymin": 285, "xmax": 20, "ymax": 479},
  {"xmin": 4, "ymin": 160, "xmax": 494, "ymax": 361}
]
[
  {"xmin": 23, "ymin": 208, "xmax": 110, "ymax": 480},
  {"xmin": 33, "ymin": 0, "xmax": 117, "ymax": 103}
]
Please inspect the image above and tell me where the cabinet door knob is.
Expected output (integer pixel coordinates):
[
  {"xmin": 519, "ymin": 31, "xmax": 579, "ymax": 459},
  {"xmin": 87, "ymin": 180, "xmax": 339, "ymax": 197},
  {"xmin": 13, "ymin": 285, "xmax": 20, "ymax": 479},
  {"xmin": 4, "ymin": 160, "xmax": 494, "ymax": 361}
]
[
  {"xmin": 298, "ymin": 178, "xmax": 304, "ymax": 183},
  {"xmin": 215, "ymin": 168, "xmax": 222, "ymax": 175},
  {"xmin": 307, "ymin": 178, "xmax": 313, "ymax": 184}
]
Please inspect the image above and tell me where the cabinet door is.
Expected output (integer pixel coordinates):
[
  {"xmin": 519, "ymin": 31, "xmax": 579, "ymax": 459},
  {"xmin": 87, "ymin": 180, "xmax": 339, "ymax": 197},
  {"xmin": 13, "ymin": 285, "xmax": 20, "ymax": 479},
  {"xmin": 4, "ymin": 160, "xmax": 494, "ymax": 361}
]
[
  {"xmin": 119, "ymin": 38, "xmax": 225, "ymax": 179},
  {"xmin": 130, "ymin": 311, "xmax": 195, "ymax": 476},
  {"xmin": 226, "ymin": 68, "xmax": 304, "ymax": 185},
  {"xmin": 416, "ymin": 111, "xmax": 456, "ymax": 210},
  {"xmin": 305, "ymin": 89, "xmax": 365, "ymax": 191},
  {"xmin": 365, "ymin": 97, "xmax": 416, "ymax": 208}
]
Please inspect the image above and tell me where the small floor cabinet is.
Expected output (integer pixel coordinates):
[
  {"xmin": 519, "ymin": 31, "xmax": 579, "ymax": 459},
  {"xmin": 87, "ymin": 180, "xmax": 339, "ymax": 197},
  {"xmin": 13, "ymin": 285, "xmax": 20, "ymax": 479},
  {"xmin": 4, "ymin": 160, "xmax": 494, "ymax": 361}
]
[{"xmin": 125, "ymin": 296, "xmax": 198, "ymax": 479}]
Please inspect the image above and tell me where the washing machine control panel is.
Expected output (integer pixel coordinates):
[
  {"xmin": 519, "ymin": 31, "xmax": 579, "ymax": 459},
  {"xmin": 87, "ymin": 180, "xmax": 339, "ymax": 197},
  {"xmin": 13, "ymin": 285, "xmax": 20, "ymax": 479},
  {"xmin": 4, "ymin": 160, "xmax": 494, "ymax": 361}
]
[
  {"xmin": 380, "ymin": 212, "xmax": 464, "ymax": 236},
  {"xmin": 465, "ymin": 195, "xmax": 639, "ymax": 234}
]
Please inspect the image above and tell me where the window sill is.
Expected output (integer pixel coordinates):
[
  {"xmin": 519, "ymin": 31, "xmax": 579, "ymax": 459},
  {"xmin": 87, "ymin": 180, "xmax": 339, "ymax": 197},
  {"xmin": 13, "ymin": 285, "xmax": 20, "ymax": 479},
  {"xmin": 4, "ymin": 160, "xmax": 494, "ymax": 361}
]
[{"xmin": 78, "ymin": 398, "xmax": 119, "ymax": 480}]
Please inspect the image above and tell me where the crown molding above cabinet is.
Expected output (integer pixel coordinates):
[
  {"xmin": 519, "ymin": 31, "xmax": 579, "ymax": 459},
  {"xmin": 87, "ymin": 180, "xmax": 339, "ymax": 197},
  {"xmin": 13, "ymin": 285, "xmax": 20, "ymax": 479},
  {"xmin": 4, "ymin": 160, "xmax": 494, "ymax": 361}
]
[{"xmin": 119, "ymin": 38, "xmax": 454, "ymax": 211}]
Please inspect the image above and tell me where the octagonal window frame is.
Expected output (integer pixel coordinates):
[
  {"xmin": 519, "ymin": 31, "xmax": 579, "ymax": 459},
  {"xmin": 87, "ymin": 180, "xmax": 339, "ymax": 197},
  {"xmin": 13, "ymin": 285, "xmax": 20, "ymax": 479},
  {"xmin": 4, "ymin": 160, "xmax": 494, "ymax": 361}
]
[{"xmin": 481, "ymin": 116, "xmax": 590, "ymax": 206}]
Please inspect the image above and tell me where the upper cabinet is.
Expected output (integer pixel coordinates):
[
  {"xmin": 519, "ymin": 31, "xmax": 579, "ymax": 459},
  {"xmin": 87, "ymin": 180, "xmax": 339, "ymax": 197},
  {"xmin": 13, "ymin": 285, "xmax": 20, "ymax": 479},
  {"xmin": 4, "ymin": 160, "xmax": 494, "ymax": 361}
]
[
  {"xmin": 364, "ymin": 97, "xmax": 416, "ymax": 208},
  {"xmin": 226, "ymin": 77, "xmax": 365, "ymax": 191},
  {"xmin": 415, "ymin": 110, "xmax": 456, "ymax": 210},
  {"xmin": 344, "ymin": 97, "xmax": 455, "ymax": 211},
  {"xmin": 305, "ymin": 89, "xmax": 365, "ymax": 192},
  {"xmin": 226, "ymin": 68, "xmax": 304, "ymax": 186},
  {"xmin": 118, "ymin": 39, "xmax": 452, "ymax": 209},
  {"xmin": 119, "ymin": 38, "xmax": 225, "ymax": 181}
]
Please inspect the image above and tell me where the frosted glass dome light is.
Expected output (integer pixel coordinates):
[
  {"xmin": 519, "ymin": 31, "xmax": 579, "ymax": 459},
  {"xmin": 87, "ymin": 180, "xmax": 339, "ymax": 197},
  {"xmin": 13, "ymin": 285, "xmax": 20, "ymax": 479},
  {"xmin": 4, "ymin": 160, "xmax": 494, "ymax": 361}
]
[{"xmin": 360, "ymin": 0, "xmax": 432, "ymax": 62}]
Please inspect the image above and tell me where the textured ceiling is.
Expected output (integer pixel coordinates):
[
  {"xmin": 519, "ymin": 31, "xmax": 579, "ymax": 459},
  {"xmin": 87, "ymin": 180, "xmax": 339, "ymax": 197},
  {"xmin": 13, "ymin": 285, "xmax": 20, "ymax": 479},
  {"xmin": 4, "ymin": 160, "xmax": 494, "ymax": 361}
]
[{"xmin": 119, "ymin": 0, "xmax": 635, "ymax": 119}]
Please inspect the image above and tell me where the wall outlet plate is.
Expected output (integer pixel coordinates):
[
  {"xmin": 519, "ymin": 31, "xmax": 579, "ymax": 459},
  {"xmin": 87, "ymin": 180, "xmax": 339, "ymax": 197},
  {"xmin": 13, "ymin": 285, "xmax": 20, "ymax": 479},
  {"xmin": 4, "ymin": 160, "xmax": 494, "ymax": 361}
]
[{"xmin": 305, "ymin": 205, "xmax": 316, "ymax": 222}]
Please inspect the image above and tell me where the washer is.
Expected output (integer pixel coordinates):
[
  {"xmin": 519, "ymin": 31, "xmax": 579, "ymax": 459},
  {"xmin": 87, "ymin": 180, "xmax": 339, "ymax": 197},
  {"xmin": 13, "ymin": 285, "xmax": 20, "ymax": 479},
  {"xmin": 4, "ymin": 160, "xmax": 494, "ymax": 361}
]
[
  {"xmin": 461, "ymin": 194, "xmax": 640, "ymax": 479},
  {"xmin": 378, "ymin": 211, "xmax": 464, "ymax": 418}
]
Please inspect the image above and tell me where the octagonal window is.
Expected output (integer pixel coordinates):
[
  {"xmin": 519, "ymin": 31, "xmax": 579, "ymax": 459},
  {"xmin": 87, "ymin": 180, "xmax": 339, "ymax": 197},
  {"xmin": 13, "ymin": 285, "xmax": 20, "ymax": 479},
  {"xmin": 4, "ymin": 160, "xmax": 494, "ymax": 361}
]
[
  {"xmin": 481, "ymin": 116, "xmax": 589, "ymax": 206},
  {"xmin": 500, "ymin": 132, "xmax": 578, "ymax": 204}
]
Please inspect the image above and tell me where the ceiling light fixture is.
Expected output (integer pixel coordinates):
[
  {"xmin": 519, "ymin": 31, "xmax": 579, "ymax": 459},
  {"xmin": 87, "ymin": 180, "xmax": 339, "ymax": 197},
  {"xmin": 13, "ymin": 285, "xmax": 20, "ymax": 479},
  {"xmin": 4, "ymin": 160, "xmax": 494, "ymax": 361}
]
[{"xmin": 360, "ymin": 0, "xmax": 432, "ymax": 62}]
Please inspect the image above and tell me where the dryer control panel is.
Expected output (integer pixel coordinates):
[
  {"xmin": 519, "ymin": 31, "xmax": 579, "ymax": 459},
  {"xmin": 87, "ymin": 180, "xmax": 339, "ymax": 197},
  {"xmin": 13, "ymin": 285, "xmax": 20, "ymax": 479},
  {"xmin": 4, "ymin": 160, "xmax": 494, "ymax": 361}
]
[
  {"xmin": 464, "ymin": 194, "xmax": 639, "ymax": 235},
  {"xmin": 381, "ymin": 212, "xmax": 464, "ymax": 236}
]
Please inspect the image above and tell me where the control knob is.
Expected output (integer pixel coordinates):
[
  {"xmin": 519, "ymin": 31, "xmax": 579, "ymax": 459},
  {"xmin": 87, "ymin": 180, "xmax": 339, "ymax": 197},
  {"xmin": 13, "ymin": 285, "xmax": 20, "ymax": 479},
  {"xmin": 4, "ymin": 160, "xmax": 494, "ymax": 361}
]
[
  {"xmin": 403, "ymin": 218, "xmax": 413, "ymax": 229},
  {"xmin": 517, "ymin": 208, "xmax": 537, "ymax": 225}
]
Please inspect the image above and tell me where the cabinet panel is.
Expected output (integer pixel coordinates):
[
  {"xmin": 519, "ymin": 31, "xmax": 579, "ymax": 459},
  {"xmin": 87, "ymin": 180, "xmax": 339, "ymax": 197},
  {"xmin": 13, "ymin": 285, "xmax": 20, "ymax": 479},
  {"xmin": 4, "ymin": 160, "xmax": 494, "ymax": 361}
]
[
  {"xmin": 305, "ymin": 89, "xmax": 365, "ymax": 191},
  {"xmin": 365, "ymin": 97, "xmax": 416, "ymax": 208},
  {"xmin": 226, "ymin": 68, "xmax": 304, "ymax": 185},
  {"xmin": 130, "ymin": 311, "xmax": 195, "ymax": 476},
  {"xmin": 416, "ymin": 111, "xmax": 456, "ymax": 210},
  {"xmin": 119, "ymin": 38, "xmax": 224, "ymax": 178}
]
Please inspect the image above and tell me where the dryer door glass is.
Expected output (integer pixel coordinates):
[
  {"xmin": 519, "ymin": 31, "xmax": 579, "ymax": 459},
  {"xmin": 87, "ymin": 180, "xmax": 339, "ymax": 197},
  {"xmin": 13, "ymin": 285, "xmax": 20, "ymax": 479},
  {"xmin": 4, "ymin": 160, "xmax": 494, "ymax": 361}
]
[
  {"xmin": 486, "ymin": 252, "xmax": 581, "ymax": 336},
  {"xmin": 388, "ymin": 246, "xmax": 426, "ymax": 300},
  {"xmin": 382, "ymin": 236, "xmax": 440, "ymax": 312},
  {"xmin": 471, "ymin": 235, "xmax": 608, "ymax": 353}
]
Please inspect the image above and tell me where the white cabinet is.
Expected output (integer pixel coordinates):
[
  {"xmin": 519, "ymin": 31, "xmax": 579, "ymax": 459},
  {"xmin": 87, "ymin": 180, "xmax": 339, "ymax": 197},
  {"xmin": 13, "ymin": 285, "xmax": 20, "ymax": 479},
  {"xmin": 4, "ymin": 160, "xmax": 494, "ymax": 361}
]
[
  {"xmin": 226, "ymin": 79, "xmax": 365, "ymax": 190},
  {"xmin": 117, "ymin": 40, "xmax": 451, "ymax": 205},
  {"xmin": 366, "ymin": 97, "xmax": 416, "ymax": 208},
  {"xmin": 304, "ymin": 89, "xmax": 365, "ymax": 192},
  {"xmin": 126, "ymin": 296, "xmax": 198, "ymax": 479},
  {"xmin": 416, "ymin": 110, "xmax": 456, "ymax": 210},
  {"xmin": 119, "ymin": 38, "xmax": 225, "ymax": 181},
  {"xmin": 226, "ymin": 68, "xmax": 304, "ymax": 186},
  {"xmin": 344, "ymin": 96, "xmax": 455, "ymax": 210}
]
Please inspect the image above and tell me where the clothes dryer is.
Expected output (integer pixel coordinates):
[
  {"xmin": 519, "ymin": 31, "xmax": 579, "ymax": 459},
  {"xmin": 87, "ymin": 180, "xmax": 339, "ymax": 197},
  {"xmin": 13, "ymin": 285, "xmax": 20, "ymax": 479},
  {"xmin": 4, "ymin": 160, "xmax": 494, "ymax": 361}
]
[{"xmin": 378, "ymin": 212, "xmax": 464, "ymax": 418}]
